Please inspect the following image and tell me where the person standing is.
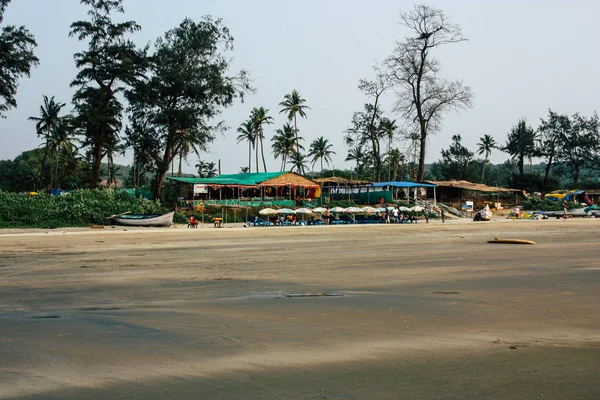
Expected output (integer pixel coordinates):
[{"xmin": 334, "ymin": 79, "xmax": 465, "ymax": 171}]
[
  {"xmin": 441, "ymin": 208, "xmax": 445, "ymax": 223},
  {"xmin": 324, "ymin": 207, "xmax": 331, "ymax": 225},
  {"xmin": 393, "ymin": 207, "xmax": 399, "ymax": 223},
  {"xmin": 424, "ymin": 208, "xmax": 430, "ymax": 223},
  {"xmin": 562, "ymin": 199, "xmax": 569, "ymax": 219}
]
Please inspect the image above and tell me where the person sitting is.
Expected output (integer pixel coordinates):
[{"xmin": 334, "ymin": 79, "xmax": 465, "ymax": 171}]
[{"xmin": 188, "ymin": 216, "xmax": 198, "ymax": 228}]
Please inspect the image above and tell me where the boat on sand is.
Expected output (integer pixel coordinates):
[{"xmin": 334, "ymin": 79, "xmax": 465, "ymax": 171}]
[{"xmin": 108, "ymin": 211, "xmax": 174, "ymax": 227}]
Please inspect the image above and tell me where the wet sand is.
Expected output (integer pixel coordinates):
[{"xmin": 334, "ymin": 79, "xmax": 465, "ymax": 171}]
[{"xmin": 0, "ymin": 220, "xmax": 599, "ymax": 399}]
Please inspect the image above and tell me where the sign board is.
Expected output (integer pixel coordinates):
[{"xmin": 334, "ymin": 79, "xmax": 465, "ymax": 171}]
[
  {"xmin": 461, "ymin": 201, "xmax": 473, "ymax": 211},
  {"xmin": 193, "ymin": 184, "xmax": 208, "ymax": 194}
]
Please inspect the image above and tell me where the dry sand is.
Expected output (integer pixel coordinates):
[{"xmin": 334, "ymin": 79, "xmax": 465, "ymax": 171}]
[{"xmin": 0, "ymin": 220, "xmax": 599, "ymax": 399}]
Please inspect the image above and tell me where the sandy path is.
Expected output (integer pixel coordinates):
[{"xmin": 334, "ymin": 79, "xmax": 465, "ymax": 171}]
[{"xmin": 0, "ymin": 220, "xmax": 599, "ymax": 399}]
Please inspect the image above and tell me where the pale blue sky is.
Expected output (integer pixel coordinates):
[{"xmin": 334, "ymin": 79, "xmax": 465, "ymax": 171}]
[{"xmin": 1, "ymin": 0, "xmax": 598, "ymax": 174}]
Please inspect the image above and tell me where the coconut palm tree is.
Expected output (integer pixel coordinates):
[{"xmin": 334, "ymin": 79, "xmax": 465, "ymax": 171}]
[
  {"xmin": 287, "ymin": 151, "xmax": 308, "ymax": 174},
  {"xmin": 236, "ymin": 120, "xmax": 255, "ymax": 173},
  {"xmin": 379, "ymin": 118, "xmax": 398, "ymax": 181},
  {"xmin": 29, "ymin": 95, "xmax": 66, "ymax": 188},
  {"xmin": 279, "ymin": 90, "xmax": 310, "ymax": 170},
  {"xmin": 250, "ymin": 107, "xmax": 273, "ymax": 172},
  {"xmin": 345, "ymin": 144, "xmax": 365, "ymax": 177},
  {"xmin": 271, "ymin": 123, "xmax": 303, "ymax": 171},
  {"xmin": 309, "ymin": 136, "xmax": 336, "ymax": 172},
  {"xmin": 103, "ymin": 131, "xmax": 126, "ymax": 185},
  {"xmin": 386, "ymin": 148, "xmax": 406, "ymax": 181},
  {"xmin": 195, "ymin": 160, "xmax": 218, "ymax": 178},
  {"xmin": 477, "ymin": 134, "xmax": 498, "ymax": 183},
  {"xmin": 49, "ymin": 117, "xmax": 77, "ymax": 188}
]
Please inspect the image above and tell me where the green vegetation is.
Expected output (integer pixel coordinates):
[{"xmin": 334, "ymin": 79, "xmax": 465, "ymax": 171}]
[
  {"xmin": 0, "ymin": 190, "xmax": 174, "ymax": 228},
  {"xmin": 0, "ymin": 0, "xmax": 598, "ymax": 225},
  {"xmin": 520, "ymin": 198, "xmax": 583, "ymax": 212}
]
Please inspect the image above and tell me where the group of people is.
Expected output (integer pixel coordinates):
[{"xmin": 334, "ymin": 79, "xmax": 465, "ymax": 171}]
[
  {"xmin": 382, "ymin": 207, "xmax": 429, "ymax": 224},
  {"xmin": 319, "ymin": 205, "xmax": 441, "ymax": 225}
]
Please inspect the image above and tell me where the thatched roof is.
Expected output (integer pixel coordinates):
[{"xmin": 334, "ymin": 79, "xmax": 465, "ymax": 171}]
[
  {"xmin": 261, "ymin": 172, "xmax": 318, "ymax": 187},
  {"xmin": 426, "ymin": 180, "xmax": 520, "ymax": 193},
  {"xmin": 166, "ymin": 171, "xmax": 318, "ymax": 188}
]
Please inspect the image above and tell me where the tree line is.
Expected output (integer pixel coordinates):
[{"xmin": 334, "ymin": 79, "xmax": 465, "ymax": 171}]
[
  {"xmin": 430, "ymin": 110, "xmax": 600, "ymax": 190},
  {"xmin": 1, "ymin": 1, "xmax": 597, "ymax": 198},
  {"xmin": 0, "ymin": 2, "xmax": 474, "ymax": 198}
]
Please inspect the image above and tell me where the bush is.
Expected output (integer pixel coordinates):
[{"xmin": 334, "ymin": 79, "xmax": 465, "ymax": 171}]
[
  {"xmin": 520, "ymin": 198, "xmax": 583, "ymax": 211},
  {"xmin": 0, "ymin": 189, "xmax": 173, "ymax": 228}
]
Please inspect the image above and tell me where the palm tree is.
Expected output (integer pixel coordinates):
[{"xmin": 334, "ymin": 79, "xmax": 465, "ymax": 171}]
[
  {"xmin": 386, "ymin": 148, "xmax": 406, "ymax": 181},
  {"xmin": 250, "ymin": 107, "xmax": 274, "ymax": 172},
  {"xmin": 49, "ymin": 118, "xmax": 77, "ymax": 188},
  {"xmin": 477, "ymin": 134, "xmax": 498, "ymax": 183},
  {"xmin": 279, "ymin": 90, "xmax": 310, "ymax": 171},
  {"xmin": 287, "ymin": 151, "xmax": 308, "ymax": 174},
  {"xmin": 240, "ymin": 166, "xmax": 250, "ymax": 173},
  {"xmin": 103, "ymin": 131, "xmax": 126, "ymax": 185},
  {"xmin": 271, "ymin": 123, "xmax": 303, "ymax": 171},
  {"xmin": 29, "ymin": 95, "xmax": 66, "ymax": 188},
  {"xmin": 309, "ymin": 136, "xmax": 336, "ymax": 172},
  {"xmin": 379, "ymin": 118, "xmax": 398, "ymax": 181},
  {"xmin": 236, "ymin": 120, "xmax": 255, "ymax": 173},
  {"xmin": 345, "ymin": 144, "xmax": 365, "ymax": 177},
  {"xmin": 195, "ymin": 160, "xmax": 218, "ymax": 178}
]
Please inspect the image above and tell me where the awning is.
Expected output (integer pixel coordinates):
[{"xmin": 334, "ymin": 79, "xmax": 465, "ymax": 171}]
[{"xmin": 372, "ymin": 181, "xmax": 437, "ymax": 188}]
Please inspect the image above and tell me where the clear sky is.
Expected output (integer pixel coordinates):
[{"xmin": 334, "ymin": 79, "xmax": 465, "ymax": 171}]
[{"xmin": 1, "ymin": 0, "xmax": 598, "ymax": 174}]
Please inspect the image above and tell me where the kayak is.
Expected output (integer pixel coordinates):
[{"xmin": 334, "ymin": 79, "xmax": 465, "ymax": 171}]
[{"xmin": 488, "ymin": 237, "xmax": 535, "ymax": 245}]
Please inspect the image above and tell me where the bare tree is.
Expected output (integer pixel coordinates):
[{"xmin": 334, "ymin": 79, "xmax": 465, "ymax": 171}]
[
  {"xmin": 386, "ymin": 5, "xmax": 473, "ymax": 182},
  {"xmin": 355, "ymin": 65, "xmax": 392, "ymax": 181}
]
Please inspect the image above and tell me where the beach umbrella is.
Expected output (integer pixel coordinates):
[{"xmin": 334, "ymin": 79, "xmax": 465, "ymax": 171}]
[
  {"xmin": 330, "ymin": 206, "xmax": 346, "ymax": 213},
  {"xmin": 312, "ymin": 207, "xmax": 327, "ymax": 213},
  {"xmin": 294, "ymin": 207, "xmax": 312, "ymax": 222},
  {"xmin": 399, "ymin": 206, "xmax": 410, "ymax": 212},
  {"xmin": 410, "ymin": 206, "xmax": 423, "ymax": 212},
  {"xmin": 278, "ymin": 208, "xmax": 296, "ymax": 214},
  {"xmin": 387, "ymin": 206, "xmax": 396, "ymax": 211},
  {"xmin": 345, "ymin": 207, "xmax": 363, "ymax": 213},
  {"xmin": 259, "ymin": 208, "xmax": 279, "ymax": 215},
  {"xmin": 362, "ymin": 206, "xmax": 378, "ymax": 214},
  {"xmin": 376, "ymin": 207, "xmax": 387, "ymax": 213}
]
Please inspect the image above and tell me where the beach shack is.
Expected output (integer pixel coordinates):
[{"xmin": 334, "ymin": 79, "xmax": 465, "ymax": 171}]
[
  {"xmin": 371, "ymin": 181, "xmax": 438, "ymax": 204},
  {"xmin": 425, "ymin": 180, "xmax": 522, "ymax": 209},
  {"xmin": 313, "ymin": 177, "xmax": 372, "ymax": 203},
  {"xmin": 166, "ymin": 171, "xmax": 320, "ymax": 208}
]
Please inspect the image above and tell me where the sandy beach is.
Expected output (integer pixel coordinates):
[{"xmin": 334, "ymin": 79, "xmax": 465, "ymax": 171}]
[{"xmin": 0, "ymin": 219, "xmax": 599, "ymax": 399}]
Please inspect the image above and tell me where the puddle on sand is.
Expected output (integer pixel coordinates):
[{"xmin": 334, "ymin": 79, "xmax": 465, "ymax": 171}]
[{"xmin": 242, "ymin": 293, "xmax": 348, "ymax": 300}]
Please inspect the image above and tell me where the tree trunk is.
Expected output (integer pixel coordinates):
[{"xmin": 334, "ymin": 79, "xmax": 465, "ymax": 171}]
[
  {"xmin": 573, "ymin": 165, "xmax": 580, "ymax": 186},
  {"xmin": 481, "ymin": 158, "xmax": 488, "ymax": 183},
  {"xmin": 294, "ymin": 114, "xmax": 304, "ymax": 172},
  {"xmin": 39, "ymin": 138, "xmax": 50, "ymax": 188},
  {"xmin": 248, "ymin": 142, "xmax": 251, "ymax": 172},
  {"xmin": 320, "ymin": 157, "xmax": 324, "ymax": 172},
  {"xmin": 543, "ymin": 153, "xmax": 554, "ymax": 187},
  {"xmin": 255, "ymin": 135, "xmax": 259, "ymax": 173},
  {"xmin": 54, "ymin": 153, "xmax": 59, "ymax": 189},
  {"xmin": 177, "ymin": 149, "xmax": 183, "ymax": 177},
  {"xmin": 518, "ymin": 155, "xmax": 524, "ymax": 177},
  {"xmin": 107, "ymin": 156, "xmax": 112, "ymax": 187},
  {"xmin": 387, "ymin": 137, "xmax": 392, "ymax": 182},
  {"xmin": 417, "ymin": 130, "xmax": 427, "ymax": 182},
  {"xmin": 153, "ymin": 168, "xmax": 168, "ymax": 200},
  {"xmin": 260, "ymin": 130, "xmax": 267, "ymax": 172},
  {"xmin": 92, "ymin": 138, "xmax": 103, "ymax": 187}
]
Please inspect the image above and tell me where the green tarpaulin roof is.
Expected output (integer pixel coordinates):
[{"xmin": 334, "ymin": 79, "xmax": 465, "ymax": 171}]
[{"xmin": 166, "ymin": 171, "xmax": 289, "ymax": 186}]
